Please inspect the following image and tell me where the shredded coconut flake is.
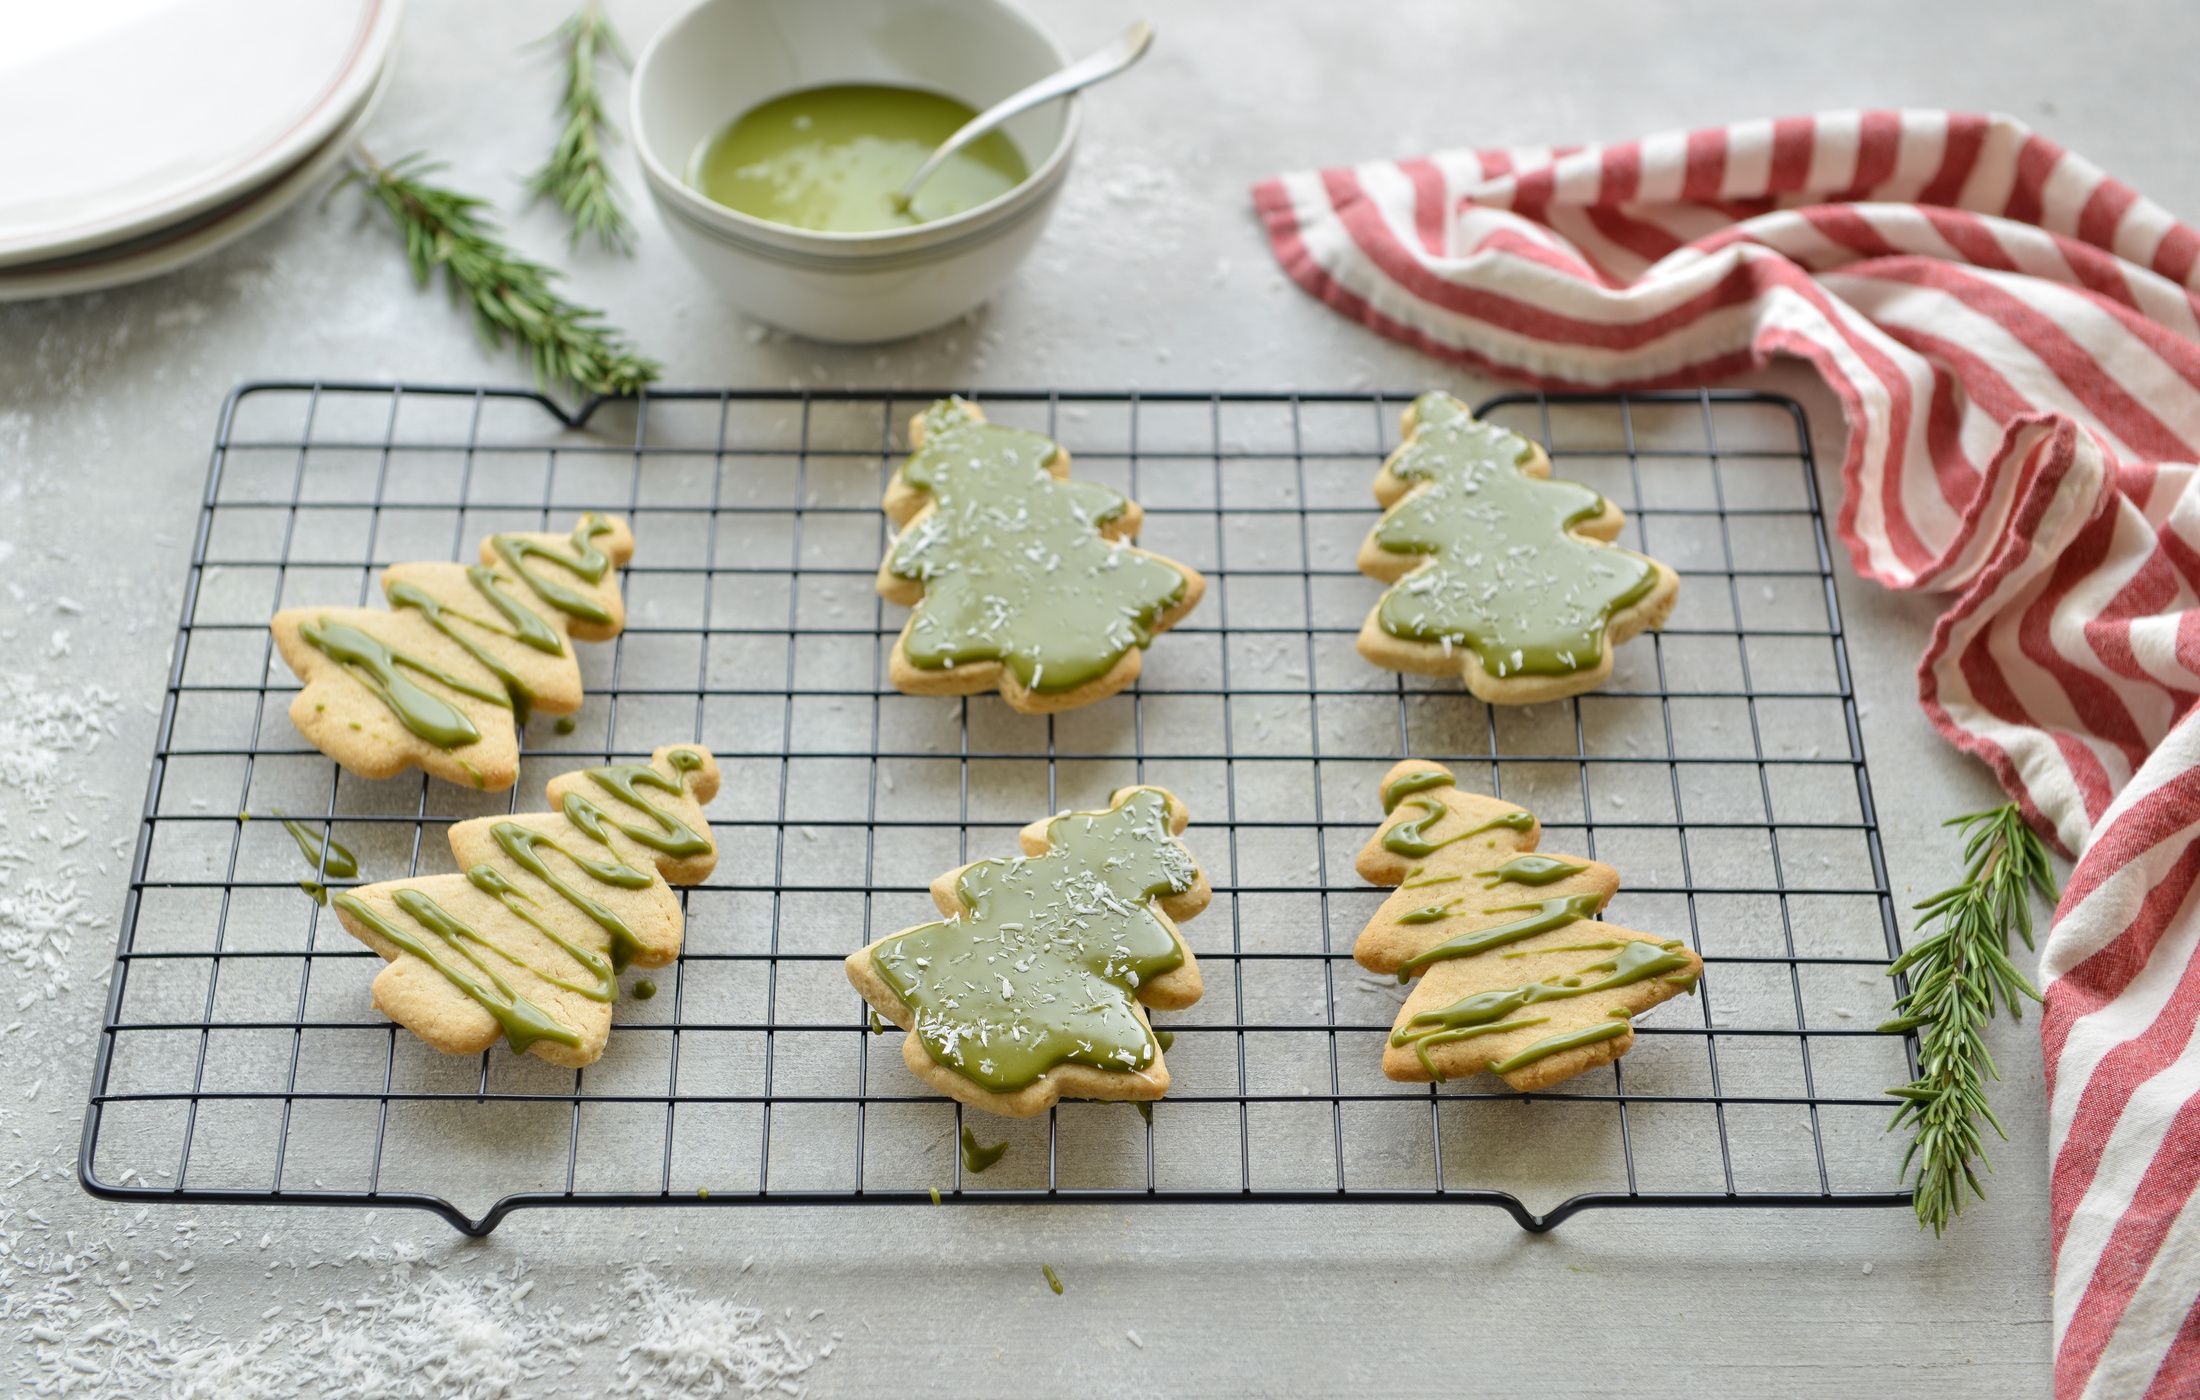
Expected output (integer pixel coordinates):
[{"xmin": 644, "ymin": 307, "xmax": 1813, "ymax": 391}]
[
  {"xmin": 0, "ymin": 674, "xmax": 119, "ymax": 813},
  {"xmin": 1, "ymin": 1221, "xmax": 824, "ymax": 1399},
  {"xmin": 0, "ymin": 675, "xmax": 120, "ymax": 1006}
]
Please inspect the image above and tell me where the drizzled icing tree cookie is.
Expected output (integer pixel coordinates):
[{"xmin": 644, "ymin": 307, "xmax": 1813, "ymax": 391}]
[
  {"xmin": 272, "ymin": 513, "xmax": 635, "ymax": 791},
  {"xmin": 846, "ymin": 785, "xmax": 1210, "ymax": 1117},
  {"xmin": 1353, "ymin": 760, "xmax": 1700, "ymax": 1092},
  {"xmin": 1356, "ymin": 393, "xmax": 1678, "ymax": 704},
  {"xmin": 878, "ymin": 398, "xmax": 1205, "ymax": 713},
  {"xmin": 330, "ymin": 745, "xmax": 719, "ymax": 1068}
]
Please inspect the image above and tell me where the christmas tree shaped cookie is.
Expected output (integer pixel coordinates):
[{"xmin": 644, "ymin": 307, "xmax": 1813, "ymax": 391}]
[
  {"xmin": 330, "ymin": 745, "xmax": 719, "ymax": 1068},
  {"xmin": 847, "ymin": 785, "xmax": 1210, "ymax": 1117},
  {"xmin": 273, "ymin": 512, "xmax": 636, "ymax": 791},
  {"xmin": 1353, "ymin": 760, "xmax": 1700, "ymax": 1091},
  {"xmin": 1357, "ymin": 393, "xmax": 1678, "ymax": 703},
  {"xmin": 878, "ymin": 398, "xmax": 1205, "ymax": 713}
]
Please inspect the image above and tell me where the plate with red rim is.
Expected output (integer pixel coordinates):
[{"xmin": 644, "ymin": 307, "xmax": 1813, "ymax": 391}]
[{"xmin": 0, "ymin": 0, "xmax": 401, "ymax": 268}]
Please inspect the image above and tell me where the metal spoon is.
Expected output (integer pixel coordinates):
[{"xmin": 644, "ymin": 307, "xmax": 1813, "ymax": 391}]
[{"xmin": 892, "ymin": 19, "xmax": 1156, "ymax": 214}]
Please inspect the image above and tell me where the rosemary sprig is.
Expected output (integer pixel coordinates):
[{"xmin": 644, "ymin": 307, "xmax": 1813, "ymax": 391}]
[
  {"xmin": 1880, "ymin": 803, "xmax": 2056, "ymax": 1235},
  {"xmin": 526, "ymin": 2, "xmax": 634, "ymax": 253},
  {"xmin": 343, "ymin": 150, "xmax": 658, "ymax": 399}
]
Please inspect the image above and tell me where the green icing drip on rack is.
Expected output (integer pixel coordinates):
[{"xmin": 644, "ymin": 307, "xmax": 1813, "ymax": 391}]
[
  {"xmin": 275, "ymin": 813, "xmax": 357, "ymax": 879},
  {"xmin": 960, "ymin": 1126, "xmax": 1008, "ymax": 1173}
]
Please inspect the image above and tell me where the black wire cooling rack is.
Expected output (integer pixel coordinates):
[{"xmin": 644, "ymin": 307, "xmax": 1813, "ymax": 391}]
[{"xmin": 80, "ymin": 382, "xmax": 1919, "ymax": 1236}]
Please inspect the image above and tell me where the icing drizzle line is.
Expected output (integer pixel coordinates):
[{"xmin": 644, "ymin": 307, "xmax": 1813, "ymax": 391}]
[
  {"xmin": 1382, "ymin": 801, "xmax": 1533, "ymax": 859},
  {"xmin": 1381, "ymin": 767, "xmax": 1455, "ymax": 812},
  {"xmin": 336, "ymin": 749, "xmax": 709, "ymax": 1051},
  {"xmin": 302, "ymin": 513, "xmax": 618, "ymax": 749},
  {"xmin": 334, "ymin": 889, "xmax": 580, "ymax": 1052},
  {"xmin": 1369, "ymin": 764, "xmax": 1697, "ymax": 1083},
  {"xmin": 1489, "ymin": 1021, "xmax": 1630, "ymax": 1075},
  {"xmin": 1394, "ymin": 893, "xmax": 1607, "ymax": 981},
  {"xmin": 1393, "ymin": 939, "xmax": 1693, "ymax": 1078},
  {"xmin": 1474, "ymin": 854, "xmax": 1588, "ymax": 888}
]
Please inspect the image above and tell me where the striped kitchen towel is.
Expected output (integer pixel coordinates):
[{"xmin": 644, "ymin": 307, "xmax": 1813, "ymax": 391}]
[{"xmin": 1255, "ymin": 110, "xmax": 2200, "ymax": 1397}]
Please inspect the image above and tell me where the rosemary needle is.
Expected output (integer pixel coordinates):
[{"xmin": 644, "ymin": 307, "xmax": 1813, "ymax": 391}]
[
  {"xmin": 527, "ymin": 2, "xmax": 635, "ymax": 254},
  {"xmin": 342, "ymin": 149, "xmax": 659, "ymax": 400},
  {"xmin": 1880, "ymin": 803, "xmax": 2056, "ymax": 1235}
]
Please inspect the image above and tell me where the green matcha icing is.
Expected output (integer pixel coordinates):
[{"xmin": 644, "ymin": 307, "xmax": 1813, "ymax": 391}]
[
  {"xmin": 1489, "ymin": 1020, "xmax": 1630, "ymax": 1074},
  {"xmin": 1394, "ymin": 939, "xmax": 1693, "ymax": 1049},
  {"xmin": 336, "ymin": 751, "xmax": 708, "ymax": 1051},
  {"xmin": 885, "ymin": 399, "xmax": 1193, "ymax": 694},
  {"xmin": 1474, "ymin": 854, "xmax": 1589, "ymax": 888},
  {"xmin": 1381, "ymin": 767, "xmax": 1456, "ymax": 812},
  {"xmin": 567, "ymin": 752, "xmax": 714, "ymax": 858},
  {"xmin": 869, "ymin": 788, "xmax": 1198, "ymax": 1093},
  {"xmin": 1371, "ymin": 391, "xmax": 1658, "ymax": 679},
  {"xmin": 464, "ymin": 863, "xmax": 616, "ymax": 1002},
  {"xmin": 1383, "ymin": 801, "xmax": 1533, "ymax": 859},
  {"xmin": 1394, "ymin": 893, "xmax": 1606, "ymax": 980},
  {"xmin": 299, "ymin": 619, "xmax": 495, "ymax": 748},
  {"xmin": 334, "ymin": 890, "xmax": 580, "ymax": 1054},
  {"xmin": 489, "ymin": 513, "xmax": 618, "ymax": 627},
  {"xmin": 274, "ymin": 813, "xmax": 357, "ymax": 880},
  {"xmin": 1398, "ymin": 898, "xmax": 1464, "ymax": 925},
  {"xmin": 297, "ymin": 513, "xmax": 619, "ymax": 750},
  {"xmin": 960, "ymin": 1126, "xmax": 1009, "ymax": 1173},
  {"xmin": 1393, "ymin": 940, "xmax": 1687, "ymax": 1081}
]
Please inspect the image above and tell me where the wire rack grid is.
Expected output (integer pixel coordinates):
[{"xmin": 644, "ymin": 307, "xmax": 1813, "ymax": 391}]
[{"xmin": 80, "ymin": 382, "xmax": 1919, "ymax": 1236}]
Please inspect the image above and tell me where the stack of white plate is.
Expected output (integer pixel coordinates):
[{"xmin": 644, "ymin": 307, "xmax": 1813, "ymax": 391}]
[{"xmin": 0, "ymin": 0, "xmax": 402, "ymax": 302}]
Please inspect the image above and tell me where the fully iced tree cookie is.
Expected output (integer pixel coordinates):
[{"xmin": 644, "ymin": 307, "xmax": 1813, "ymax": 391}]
[
  {"xmin": 1353, "ymin": 760, "xmax": 1700, "ymax": 1091},
  {"xmin": 847, "ymin": 785, "xmax": 1210, "ymax": 1117},
  {"xmin": 272, "ymin": 512, "xmax": 635, "ymax": 790},
  {"xmin": 878, "ymin": 398, "xmax": 1205, "ymax": 713},
  {"xmin": 1356, "ymin": 393, "xmax": 1678, "ymax": 703},
  {"xmin": 330, "ymin": 745, "xmax": 719, "ymax": 1068}
]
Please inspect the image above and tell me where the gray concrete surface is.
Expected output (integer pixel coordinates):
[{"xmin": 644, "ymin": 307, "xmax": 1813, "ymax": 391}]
[{"xmin": 8, "ymin": 0, "xmax": 2175, "ymax": 1392}]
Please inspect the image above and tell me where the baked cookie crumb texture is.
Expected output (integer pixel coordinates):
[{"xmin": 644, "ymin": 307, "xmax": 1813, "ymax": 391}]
[
  {"xmin": 1351, "ymin": 759, "xmax": 1701, "ymax": 1092},
  {"xmin": 330, "ymin": 745, "xmax": 720, "ymax": 1069},
  {"xmin": 1355, "ymin": 392, "xmax": 1677, "ymax": 703},
  {"xmin": 878, "ymin": 397, "xmax": 1205, "ymax": 713},
  {"xmin": 271, "ymin": 512, "xmax": 637, "ymax": 791},
  {"xmin": 846, "ymin": 784, "xmax": 1211, "ymax": 1117}
]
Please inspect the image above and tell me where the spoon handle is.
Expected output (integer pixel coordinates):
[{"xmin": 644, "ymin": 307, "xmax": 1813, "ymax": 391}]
[{"xmin": 896, "ymin": 19, "xmax": 1155, "ymax": 206}]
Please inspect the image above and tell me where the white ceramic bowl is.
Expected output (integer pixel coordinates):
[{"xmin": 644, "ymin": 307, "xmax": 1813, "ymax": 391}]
[{"xmin": 630, "ymin": 0, "xmax": 1079, "ymax": 343}]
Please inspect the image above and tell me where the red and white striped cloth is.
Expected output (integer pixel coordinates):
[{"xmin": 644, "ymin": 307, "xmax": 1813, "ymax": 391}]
[{"xmin": 1255, "ymin": 109, "xmax": 2200, "ymax": 1397}]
